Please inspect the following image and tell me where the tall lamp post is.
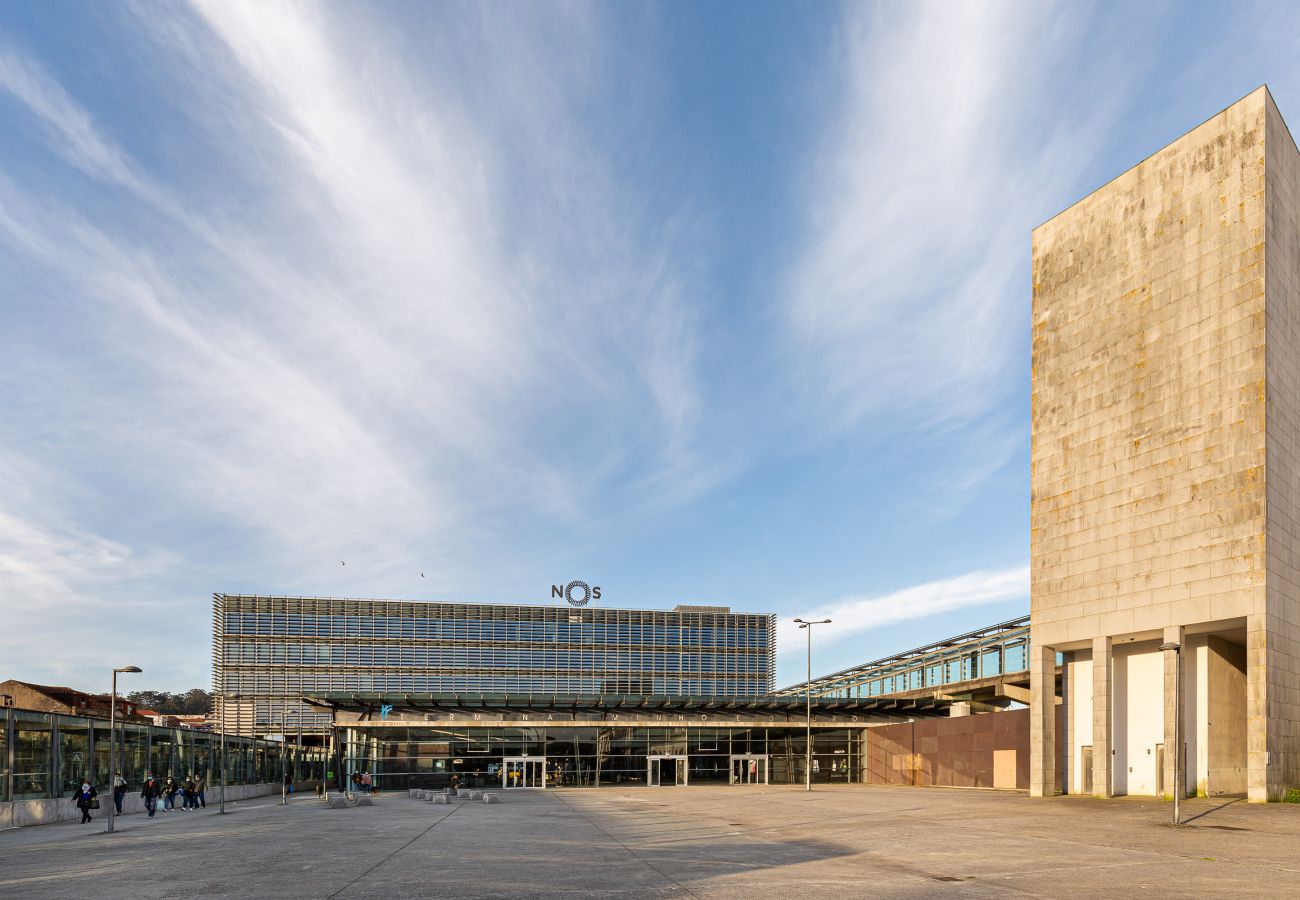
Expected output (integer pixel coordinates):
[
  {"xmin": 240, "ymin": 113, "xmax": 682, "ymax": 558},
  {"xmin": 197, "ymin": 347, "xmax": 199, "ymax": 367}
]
[
  {"xmin": 794, "ymin": 618, "xmax": 832, "ymax": 792},
  {"xmin": 1160, "ymin": 640, "xmax": 1182, "ymax": 826},
  {"xmin": 107, "ymin": 666, "xmax": 142, "ymax": 834},
  {"xmin": 220, "ymin": 691, "xmax": 232, "ymax": 814}
]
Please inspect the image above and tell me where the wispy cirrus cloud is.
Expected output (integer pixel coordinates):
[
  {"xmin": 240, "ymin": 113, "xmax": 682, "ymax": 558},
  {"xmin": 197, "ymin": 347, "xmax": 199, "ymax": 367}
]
[
  {"xmin": 0, "ymin": 3, "xmax": 714, "ymax": 685},
  {"xmin": 782, "ymin": 2, "xmax": 1129, "ymax": 481},
  {"xmin": 776, "ymin": 565, "xmax": 1029, "ymax": 663}
]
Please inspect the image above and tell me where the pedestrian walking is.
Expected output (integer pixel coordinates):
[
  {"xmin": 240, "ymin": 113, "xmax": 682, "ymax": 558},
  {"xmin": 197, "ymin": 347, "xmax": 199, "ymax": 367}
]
[
  {"xmin": 182, "ymin": 774, "xmax": 197, "ymax": 810},
  {"xmin": 72, "ymin": 779, "xmax": 98, "ymax": 824},
  {"xmin": 194, "ymin": 772, "xmax": 206, "ymax": 808},
  {"xmin": 141, "ymin": 772, "xmax": 160, "ymax": 817},
  {"xmin": 282, "ymin": 770, "xmax": 292, "ymax": 805},
  {"xmin": 112, "ymin": 771, "xmax": 127, "ymax": 815},
  {"xmin": 163, "ymin": 775, "xmax": 179, "ymax": 811},
  {"xmin": 361, "ymin": 771, "xmax": 372, "ymax": 794}
]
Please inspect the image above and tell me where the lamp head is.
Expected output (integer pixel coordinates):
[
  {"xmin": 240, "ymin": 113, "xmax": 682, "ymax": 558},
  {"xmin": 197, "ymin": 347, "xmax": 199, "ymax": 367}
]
[
  {"xmin": 116, "ymin": 666, "xmax": 143, "ymax": 674},
  {"xmin": 1159, "ymin": 642, "xmax": 1181, "ymax": 652}
]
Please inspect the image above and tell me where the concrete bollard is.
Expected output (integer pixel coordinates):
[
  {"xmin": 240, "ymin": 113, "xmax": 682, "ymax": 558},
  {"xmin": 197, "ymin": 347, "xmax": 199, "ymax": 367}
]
[
  {"xmin": 355, "ymin": 795, "xmax": 373, "ymax": 807},
  {"xmin": 483, "ymin": 794, "xmax": 499, "ymax": 804},
  {"xmin": 469, "ymin": 790, "xmax": 483, "ymax": 800},
  {"xmin": 329, "ymin": 797, "xmax": 349, "ymax": 809},
  {"xmin": 432, "ymin": 794, "xmax": 449, "ymax": 805}
]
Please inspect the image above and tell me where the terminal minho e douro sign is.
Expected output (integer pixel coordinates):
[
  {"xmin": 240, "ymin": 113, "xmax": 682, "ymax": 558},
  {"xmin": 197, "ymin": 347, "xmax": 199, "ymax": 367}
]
[{"xmin": 552, "ymin": 580, "xmax": 600, "ymax": 607}]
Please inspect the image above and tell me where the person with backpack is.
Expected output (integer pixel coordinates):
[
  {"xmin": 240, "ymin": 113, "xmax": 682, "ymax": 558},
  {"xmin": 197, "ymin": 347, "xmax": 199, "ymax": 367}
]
[
  {"xmin": 141, "ymin": 772, "xmax": 160, "ymax": 817},
  {"xmin": 72, "ymin": 779, "xmax": 98, "ymax": 824},
  {"xmin": 112, "ymin": 771, "xmax": 127, "ymax": 815},
  {"xmin": 194, "ymin": 772, "xmax": 206, "ymax": 808}
]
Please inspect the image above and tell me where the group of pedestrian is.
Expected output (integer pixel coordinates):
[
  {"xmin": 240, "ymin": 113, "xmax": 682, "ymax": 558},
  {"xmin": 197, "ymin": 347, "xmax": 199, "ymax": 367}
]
[
  {"xmin": 71, "ymin": 771, "xmax": 207, "ymax": 821},
  {"xmin": 350, "ymin": 771, "xmax": 373, "ymax": 794},
  {"xmin": 138, "ymin": 772, "xmax": 206, "ymax": 815}
]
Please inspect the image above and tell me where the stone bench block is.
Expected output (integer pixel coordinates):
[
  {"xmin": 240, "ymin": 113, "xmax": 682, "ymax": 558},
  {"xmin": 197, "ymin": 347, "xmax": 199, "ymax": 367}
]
[
  {"xmin": 469, "ymin": 790, "xmax": 483, "ymax": 800},
  {"xmin": 328, "ymin": 798, "xmax": 349, "ymax": 809},
  {"xmin": 483, "ymin": 794, "xmax": 500, "ymax": 804},
  {"xmin": 354, "ymin": 795, "xmax": 373, "ymax": 806},
  {"xmin": 432, "ymin": 794, "xmax": 449, "ymax": 804}
]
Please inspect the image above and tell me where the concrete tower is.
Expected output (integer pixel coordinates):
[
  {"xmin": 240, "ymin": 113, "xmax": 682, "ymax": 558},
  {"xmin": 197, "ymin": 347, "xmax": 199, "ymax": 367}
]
[{"xmin": 1030, "ymin": 87, "xmax": 1300, "ymax": 802}]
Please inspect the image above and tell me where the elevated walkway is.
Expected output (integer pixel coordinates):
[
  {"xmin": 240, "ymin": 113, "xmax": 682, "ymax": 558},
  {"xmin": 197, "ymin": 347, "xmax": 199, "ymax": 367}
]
[{"xmin": 776, "ymin": 616, "xmax": 1034, "ymax": 706}]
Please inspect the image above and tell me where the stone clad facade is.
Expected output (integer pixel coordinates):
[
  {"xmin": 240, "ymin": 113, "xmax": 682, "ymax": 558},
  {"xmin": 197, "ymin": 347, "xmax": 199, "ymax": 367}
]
[{"xmin": 1030, "ymin": 87, "xmax": 1300, "ymax": 801}]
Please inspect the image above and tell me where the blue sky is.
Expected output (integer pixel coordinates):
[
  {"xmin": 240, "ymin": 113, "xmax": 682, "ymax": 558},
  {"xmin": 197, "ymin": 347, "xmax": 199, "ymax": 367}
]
[{"xmin": 2, "ymin": 1, "xmax": 1298, "ymax": 693}]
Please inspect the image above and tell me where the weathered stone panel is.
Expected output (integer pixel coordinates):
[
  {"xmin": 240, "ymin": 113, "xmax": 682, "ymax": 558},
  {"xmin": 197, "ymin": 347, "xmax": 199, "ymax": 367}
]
[
  {"xmin": 1033, "ymin": 88, "xmax": 1268, "ymax": 646},
  {"xmin": 1029, "ymin": 87, "xmax": 1300, "ymax": 799},
  {"xmin": 1264, "ymin": 93, "xmax": 1300, "ymax": 799}
]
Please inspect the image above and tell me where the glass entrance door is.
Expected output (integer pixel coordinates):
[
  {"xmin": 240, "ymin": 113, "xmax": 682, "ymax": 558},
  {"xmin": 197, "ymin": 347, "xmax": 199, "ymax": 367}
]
[
  {"xmin": 648, "ymin": 755, "xmax": 688, "ymax": 786},
  {"xmin": 503, "ymin": 756, "xmax": 546, "ymax": 789},
  {"xmin": 730, "ymin": 755, "xmax": 769, "ymax": 785}
]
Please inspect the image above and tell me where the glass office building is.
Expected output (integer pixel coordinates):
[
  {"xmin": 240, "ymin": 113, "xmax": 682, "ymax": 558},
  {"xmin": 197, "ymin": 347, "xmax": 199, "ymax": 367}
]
[{"xmin": 212, "ymin": 595, "xmax": 777, "ymax": 739}]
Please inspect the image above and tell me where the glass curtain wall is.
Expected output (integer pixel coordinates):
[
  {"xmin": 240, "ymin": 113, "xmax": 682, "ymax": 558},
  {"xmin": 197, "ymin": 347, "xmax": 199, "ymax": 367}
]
[
  {"xmin": 57, "ymin": 721, "xmax": 91, "ymax": 793},
  {"xmin": 13, "ymin": 714, "xmax": 53, "ymax": 800},
  {"xmin": 122, "ymin": 725, "xmax": 149, "ymax": 787},
  {"xmin": 1, "ymin": 712, "xmax": 9, "ymax": 802},
  {"xmin": 0, "ymin": 711, "xmax": 324, "ymax": 804},
  {"xmin": 340, "ymin": 726, "xmax": 859, "ymax": 790}
]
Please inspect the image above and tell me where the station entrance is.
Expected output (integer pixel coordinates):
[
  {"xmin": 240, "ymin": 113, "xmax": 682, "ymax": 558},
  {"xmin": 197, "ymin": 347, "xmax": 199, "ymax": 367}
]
[
  {"xmin": 648, "ymin": 755, "xmax": 688, "ymax": 786},
  {"xmin": 730, "ymin": 754, "xmax": 769, "ymax": 785},
  {"xmin": 503, "ymin": 756, "xmax": 546, "ymax": 789}
]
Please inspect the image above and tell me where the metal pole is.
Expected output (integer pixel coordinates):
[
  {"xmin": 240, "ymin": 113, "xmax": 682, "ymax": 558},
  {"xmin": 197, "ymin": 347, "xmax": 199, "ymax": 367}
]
[
  {"xmin": 1160, "ymin": 640, "xmax": 1182, "ymax": 826},
  {"xmin": 805, "ymin": 624, "xmax": 812, "ymax": 792},
  {"xmin": 108, "ymin": 670, "xmax": 117, "ymax": 833},
  {"xmin": 106, "ymin": 666, "xmax": 139, "ymax": 833},
  {"xmin": 219, "ymin": 690, "xmax": 227, "ymax": 814},
  {"xmin": 1173, "ymin": 647, "xmax": 1182, "ymax": 826},
  {"xmin": 794, "ymin": 618, "xmax": 831, "ymax": 792}
]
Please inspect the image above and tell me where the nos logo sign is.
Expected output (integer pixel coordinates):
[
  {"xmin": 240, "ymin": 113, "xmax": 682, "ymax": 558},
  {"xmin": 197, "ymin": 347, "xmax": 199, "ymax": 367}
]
[{"xmin": 552, "ymin": 580, "xmax": 601, "ymax": 607}]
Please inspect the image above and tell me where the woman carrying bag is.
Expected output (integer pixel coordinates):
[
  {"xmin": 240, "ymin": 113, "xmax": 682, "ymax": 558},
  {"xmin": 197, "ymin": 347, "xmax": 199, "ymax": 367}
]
[{"xmin": 73, "ymin": 779, "xmax": 98, "ymax": 824}]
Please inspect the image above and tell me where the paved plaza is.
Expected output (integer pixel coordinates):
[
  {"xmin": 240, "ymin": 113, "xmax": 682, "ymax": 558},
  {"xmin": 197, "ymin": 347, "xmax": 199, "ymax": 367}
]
[{"xmin": 1, "ymin": 785, "xmax": 1298, "ymax": 898}]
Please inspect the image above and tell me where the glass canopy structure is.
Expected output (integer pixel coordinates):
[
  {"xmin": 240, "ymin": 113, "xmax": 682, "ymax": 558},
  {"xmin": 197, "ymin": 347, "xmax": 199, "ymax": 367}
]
[
  {"xmin": 309, "ymin": 691, "xmax": 948, "ymax": 792},
  {"xmin": 774, "ymin": 617, "xmax": 1031, "ymax": 699}
]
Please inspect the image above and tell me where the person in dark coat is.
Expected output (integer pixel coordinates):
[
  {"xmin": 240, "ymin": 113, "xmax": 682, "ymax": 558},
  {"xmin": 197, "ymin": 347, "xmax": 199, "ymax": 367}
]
[
  {"xmin": 112, "ymin": 771, "xmax": 127, "ymax": 815},
  {"xmin": 163, "ymin": 775, "xmax": 179, "ymax": 811},
  {"xmin": 141, "ymin": 772, "xmax": 161, "ymax": 817},
  {"xmin": 72, "ymin": 780, "xmax": 97, "ymax": 824}
]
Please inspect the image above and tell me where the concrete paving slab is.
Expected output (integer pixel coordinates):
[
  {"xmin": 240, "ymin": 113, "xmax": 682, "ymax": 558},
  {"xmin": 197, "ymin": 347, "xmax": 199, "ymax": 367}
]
[{"xmin": 2, "ymin": 787, "xmax": 1298, "ymax": 898}]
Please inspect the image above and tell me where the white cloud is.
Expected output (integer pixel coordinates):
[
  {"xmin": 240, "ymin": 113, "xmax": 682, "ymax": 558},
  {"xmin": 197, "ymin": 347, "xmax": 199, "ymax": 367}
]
[
  {"xmin": 781, "ymin": 1, "xmax": 1126, "ymax": 492},
  {"xmin": 0, "ymin": 5, "xmax": 714, "ymax": 687},
  {"xmin": 776, "ymin": 565, "xmax": 1029, "ymax": 659}
]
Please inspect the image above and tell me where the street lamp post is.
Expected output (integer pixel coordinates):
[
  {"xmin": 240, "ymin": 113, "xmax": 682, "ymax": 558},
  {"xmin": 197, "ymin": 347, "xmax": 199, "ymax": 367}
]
[
  {"xmin": 793, "ymin": 618, "xmax": 832, "ymax": 792},
  {"xmin": 1160, "ymin": 640, "xmax": 1182, "ymax": 826},
  {"xmin": 107, "ymin": 666, "xmax": 142, "ymax": 834},
  {"xmin": 220, "ymin": 691, "xmax": 230, "ymax": 814}
]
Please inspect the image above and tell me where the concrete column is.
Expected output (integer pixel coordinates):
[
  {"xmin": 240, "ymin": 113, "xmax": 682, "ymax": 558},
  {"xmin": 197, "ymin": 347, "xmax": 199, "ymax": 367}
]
[
  {"xmin": 1029, "ymin": 640, "xmax": 1056, "ymax": 797},
  {"xmin": 1247, "ymin": 613, "xmax": 1270, "ymax": 802},
  {"xmin": 1091, "ymin": 636, "xmax": 1113, "ymax": 798},
  {"xmin": 1162, "ymin": 625, "xmax": 1185, "ymax": 800}
]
